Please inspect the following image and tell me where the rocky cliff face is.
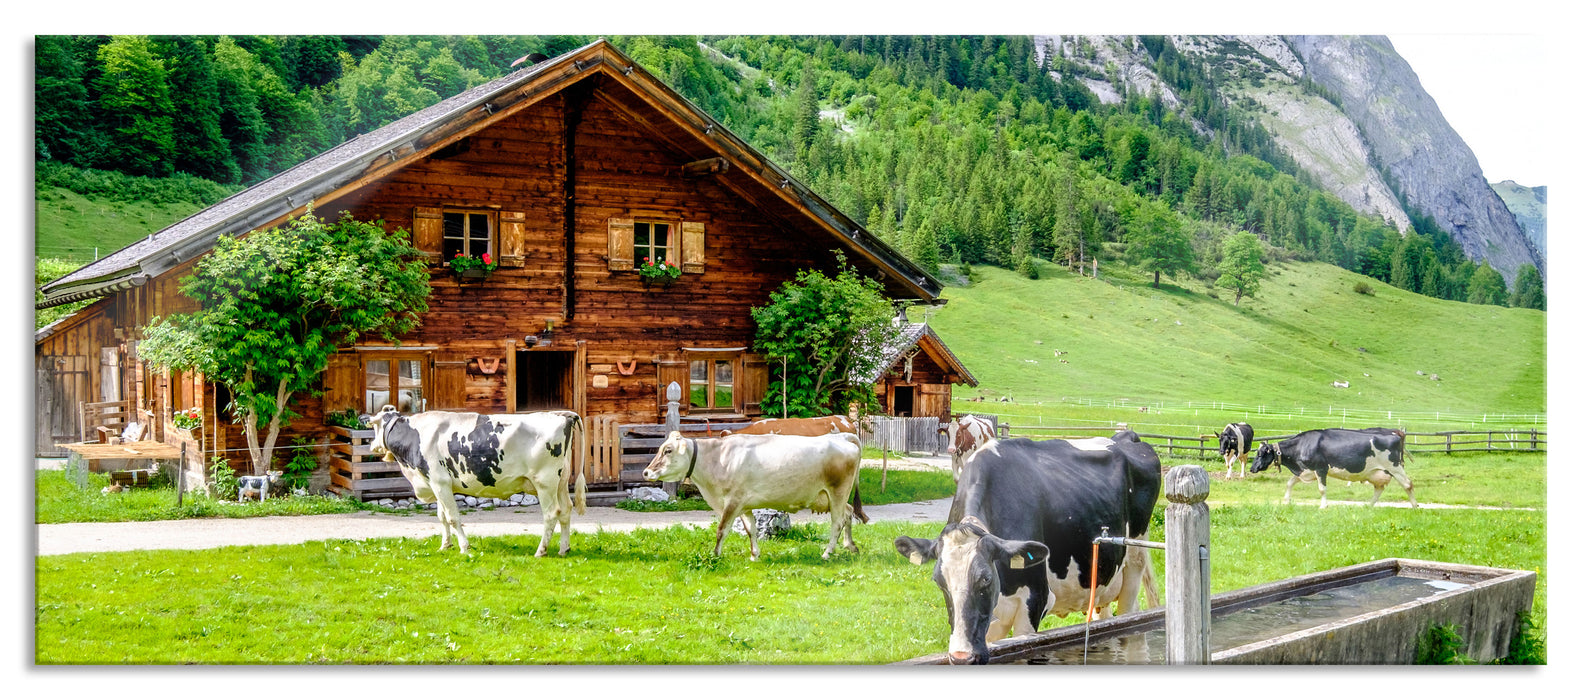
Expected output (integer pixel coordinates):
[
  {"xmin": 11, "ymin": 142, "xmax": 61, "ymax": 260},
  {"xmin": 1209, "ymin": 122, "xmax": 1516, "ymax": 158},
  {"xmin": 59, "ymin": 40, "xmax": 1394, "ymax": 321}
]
[
  {"xmin": 1490, "ymin": 180, "xmax": 1546, "ymax": 264},
  {"xmin": 1038, "ymin": 34, "xmax": 1541, "ymax": 285},
  {"xmin": 1284, "ymin": 35, "xmax": 1542, "ymax": 282}
]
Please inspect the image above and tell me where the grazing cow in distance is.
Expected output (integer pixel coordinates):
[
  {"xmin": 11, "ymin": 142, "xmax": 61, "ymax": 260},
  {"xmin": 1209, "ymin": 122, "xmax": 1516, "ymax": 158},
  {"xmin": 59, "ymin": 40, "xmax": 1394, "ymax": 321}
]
[
  {"xmin": 367, "ymin": 406, "xmax": 587, "ymax": 556},
  {"xmin": 939, "ymin": 415, "xmax": 996, "ymax": 482},
  {"xmin": 896, "ymin": 430, "xmax": 1162, "ymax": 664},
  {"xmin": 1250, "ymin": 428, "xmax": 1417, "ymax": 509},
  {"xmin": 1219, "ymin": 422, "xmax": 1254, "ymax": 479},
  {"xmin": 643, "ymin": 431, "xmax": 863, "ymax": 561}
]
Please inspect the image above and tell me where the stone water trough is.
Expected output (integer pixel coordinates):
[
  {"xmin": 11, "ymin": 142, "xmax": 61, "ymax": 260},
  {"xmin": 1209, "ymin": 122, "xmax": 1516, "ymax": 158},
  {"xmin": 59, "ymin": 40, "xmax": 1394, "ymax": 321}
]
[{"xmin": 897, "ymin": 558, "xmax": 1535, "ymax": 665}]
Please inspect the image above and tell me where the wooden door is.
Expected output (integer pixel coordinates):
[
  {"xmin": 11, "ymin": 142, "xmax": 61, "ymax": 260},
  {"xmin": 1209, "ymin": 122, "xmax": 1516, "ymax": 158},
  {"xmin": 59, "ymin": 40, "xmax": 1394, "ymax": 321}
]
[
  {"xmin": 37, "ymin": 355, "xmax": 90, "ymax": 455},
  {"xmin": 918, "ymin": 384, "xmax": 952, "ymax": 421}
]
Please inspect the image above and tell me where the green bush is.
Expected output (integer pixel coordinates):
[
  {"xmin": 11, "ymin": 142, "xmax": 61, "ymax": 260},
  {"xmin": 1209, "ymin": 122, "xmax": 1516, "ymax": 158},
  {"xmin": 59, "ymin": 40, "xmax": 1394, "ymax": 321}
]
[
  {"xmin": 208, "ymin": 457, "xmax": 240, "ymax": 499},
  {"xmin": 1415, "ymin": 623, "xmax": 1472, "ymax": 665},
  {"xmin": 1498, "ymin": 612, "xmax": 1546, "ymax": 664},
  {"xmin": 280, "ymin": 439, "xmax": 319, "ymax": 492},
  {"xmin": 35, "ymin": 161, "xmax": 239, "ymax": 206},
  {"xmin": 1353, "ymin": 280, "xmax": 1374, "ymax": 295}
]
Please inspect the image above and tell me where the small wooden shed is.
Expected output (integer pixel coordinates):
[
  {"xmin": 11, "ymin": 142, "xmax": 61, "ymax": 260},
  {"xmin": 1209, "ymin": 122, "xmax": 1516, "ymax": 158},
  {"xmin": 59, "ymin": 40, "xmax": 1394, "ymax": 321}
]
[{"xmin": 859, "ymin": 322, "xmax": 977, "ymax": 421}]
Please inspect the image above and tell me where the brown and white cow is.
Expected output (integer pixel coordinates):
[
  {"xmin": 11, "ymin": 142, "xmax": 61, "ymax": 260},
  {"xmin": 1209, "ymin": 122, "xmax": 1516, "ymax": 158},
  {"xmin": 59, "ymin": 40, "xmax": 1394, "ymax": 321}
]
[
  {"xmin": 722, "ymin": 415, "xmax": 857, "ymax": 437},
  {"xmin": 366, "ymin": 406, "xmax": 587, "ymax": 556},
  {"xmin": 940, "ymin": 415, "xmax": 996, "ymax": 482},
  {"xmin": 642, "ymin": 431, "xmax": 863, "ymax": 561}
]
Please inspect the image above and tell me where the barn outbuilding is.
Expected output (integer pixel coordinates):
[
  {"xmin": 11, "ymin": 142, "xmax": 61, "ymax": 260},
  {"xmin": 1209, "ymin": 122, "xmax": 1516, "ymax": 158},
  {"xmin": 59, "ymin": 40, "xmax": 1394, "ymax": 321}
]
[
  {"xmin": 858, "ymin": 320, "xmax": 978, "ymax": 421},
  {"xmin": 35, "ymin": 39, "xmax": 959, "ymax": 497}
]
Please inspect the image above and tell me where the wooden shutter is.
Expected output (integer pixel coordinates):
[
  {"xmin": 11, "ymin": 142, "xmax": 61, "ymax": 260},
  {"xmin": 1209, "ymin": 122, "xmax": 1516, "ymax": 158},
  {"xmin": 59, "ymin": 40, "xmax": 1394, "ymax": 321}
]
[
  {"xmin": 321, "ymin": 353, "xmax": 360, "ymax": 414},
  {"xmin": 413, "ymin": 207, "xmax": 443, "ymax": 263},
  {"xmin": 681, "ymin": 221, "xmax": 705, "ymax": 274},
  {"xmin": 499, "ymin": 210, "xmax": 526, "ymax": 268},
  {"xmin": 607, "ymin": 218, "xmax": 634, "ymax": 271},
  {"xmin": 739, "ymin": 353, "xmax": 768, "ymax": 416},
  {"xmin": 656, "ymin": 356, "xmax": 690, "ymax": 416},
  {"xmin": 431, "ymin": 352, "xmax": 469, "ymax": 410}
]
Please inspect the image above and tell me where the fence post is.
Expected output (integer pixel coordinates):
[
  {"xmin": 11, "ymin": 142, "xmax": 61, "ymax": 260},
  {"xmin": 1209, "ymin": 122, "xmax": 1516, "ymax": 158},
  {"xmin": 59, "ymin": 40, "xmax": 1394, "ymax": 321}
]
[
  {"xmin": 663, "ymin": 381, "xmax": 681, "ymax": 498},
  {"xmin": 1531, "ymin": 429, "xmax": 1537, "ymax": 450},
  {"xmin": 1166, "ymin": 465, "xmax": 1211, "ymax": 665},
  {"xmin": 1445, "ymin": 433, "xmax": 1451, "ymax": 455}
]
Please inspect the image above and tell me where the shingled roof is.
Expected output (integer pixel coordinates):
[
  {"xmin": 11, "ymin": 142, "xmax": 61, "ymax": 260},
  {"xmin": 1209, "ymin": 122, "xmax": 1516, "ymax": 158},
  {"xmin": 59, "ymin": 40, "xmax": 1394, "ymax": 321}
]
[
  {"xmin": 855, "ymin": 321, "xmax": 978, "ymax": 386},
  {"xmin": 39, "ymin": 38, "xmax": 942, "ymax": 309}
]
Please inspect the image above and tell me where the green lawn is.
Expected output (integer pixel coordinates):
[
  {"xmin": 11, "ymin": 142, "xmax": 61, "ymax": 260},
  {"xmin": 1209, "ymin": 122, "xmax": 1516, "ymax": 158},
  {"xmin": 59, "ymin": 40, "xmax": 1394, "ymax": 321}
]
[
  {"xmin": 34, "ymin": 186, "xmax": 208, "ymax": 263},
  {"xmin": 1193, "ymin": 451, "xmax": 1546, "ymax": 510},
  {"xmin": 35, "ymin": 502, "xmax": 1544, "ymax": 664},
  {"xmin": 35, "ymin": 468, "xmax": 373, "ymax": 524}
]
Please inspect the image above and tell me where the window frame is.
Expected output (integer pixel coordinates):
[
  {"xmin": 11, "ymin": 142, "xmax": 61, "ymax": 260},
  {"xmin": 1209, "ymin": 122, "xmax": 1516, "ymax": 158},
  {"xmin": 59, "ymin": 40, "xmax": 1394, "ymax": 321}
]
[
  {"xmin": 361, "ymin": 352, "xmax": 431, "ymax": 415},
  {"xmin": 441, "ymin": 209, "xmax": 497, "ymax": 262},
  {"xmin": 632, "ymin": 219, "xmax": 676, "ymax": 269},
  {"xmin": 685, "ymin": 351, "xmax": 739, "ymax": 414}
]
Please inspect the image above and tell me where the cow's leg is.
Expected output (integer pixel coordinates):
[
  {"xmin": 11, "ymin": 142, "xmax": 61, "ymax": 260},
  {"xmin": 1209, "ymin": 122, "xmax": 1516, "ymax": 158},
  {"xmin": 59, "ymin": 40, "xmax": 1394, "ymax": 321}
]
[
  {"xmin": 1370, "ymin": 482, "xmax": 1385, "ymax": 506},
  {"xmin": 821, "ymin": 490, "xmax": 844, "ymax": 559},
  {"xmin": 435, "ymin": 486, "xmax": 468, "ymax": 553},
  {"xmin": 841, "ymin": 500, "xmax": 859, "ymax": 554},
  {"xmin": 1116, "ymin": 547, "xmax": 1153, "ymax": 615},
  {"xmin": 534, "ymin": 489, "xmax": 558, "ymax": 558},
  {"xmin": 1239, "ymin": 453, "xmax": 1247, "ymax": 478},
  {"xmin": 1225, "ymin": 453, "xmax": 1235, "ymax": 480},
  {"xmin": 712, "ymin": 503, "xmax": 741, "ymax": 558},
  {"xmin": 1382, "ymin": 463, "xmax": 1419, "ymax": 508},
  {"xmin": 1283, "ymin": 474, "xmax": 1298, "ymax": 504},
  {"xmin": 1317, "ymin": 473, "xmax": 1328, "ymax": 509},
  {"xmin": 738, "ymin": 513, "xmax": 761, "ymax": 562}
]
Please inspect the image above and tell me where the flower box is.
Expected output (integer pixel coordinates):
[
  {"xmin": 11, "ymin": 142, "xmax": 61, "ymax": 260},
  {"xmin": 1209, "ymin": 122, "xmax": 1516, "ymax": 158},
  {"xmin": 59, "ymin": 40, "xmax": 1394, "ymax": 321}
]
[{"xmin": 455, "ymin": 268, "xmax": 492, "ymax": 281}]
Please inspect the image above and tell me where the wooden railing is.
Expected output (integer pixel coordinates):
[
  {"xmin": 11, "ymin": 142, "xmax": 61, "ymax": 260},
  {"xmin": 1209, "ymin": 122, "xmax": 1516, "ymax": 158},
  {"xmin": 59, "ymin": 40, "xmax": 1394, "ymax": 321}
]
[
  {"xmin": 866, "ymin": 416, "xmax": 946, "ymax": 454},
  {"xmin": 614, "ymin": 419, "xmax": 753, "ymax": 486},
  {"xmin": 999, "ymin": 425, "xmax": 1547, "ymax": 457},
  {"xmin": 326, "ymin": 425, "xmax": 414, "ymax": 500}
]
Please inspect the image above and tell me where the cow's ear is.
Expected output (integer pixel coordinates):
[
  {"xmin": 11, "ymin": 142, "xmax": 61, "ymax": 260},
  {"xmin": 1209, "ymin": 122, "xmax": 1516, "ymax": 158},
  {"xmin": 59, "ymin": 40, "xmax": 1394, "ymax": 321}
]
[
  {"xmin": 894, "ymin": 536, "xmax": 939, "ymax": 566},
  {"xmin": 982, "ymin": 536, "xmax": 1049, "ymax": 571}
]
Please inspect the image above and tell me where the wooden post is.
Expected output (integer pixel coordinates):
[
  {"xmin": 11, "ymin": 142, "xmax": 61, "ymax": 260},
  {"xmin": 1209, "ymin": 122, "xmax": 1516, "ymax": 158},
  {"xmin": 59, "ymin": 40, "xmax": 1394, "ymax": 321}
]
[
  {"xmin": 1446, "ymin": 433, "xmax": 1452, "ymax": 455},
  {"xmin": 663, "ymin": 380, "xmax": 681, "ymax": 498},
  {"xmin": 177, "ymin": 442, "xmax": 186, "ymax": 507},
  {"xmin": 880, "ymin": 429, "xmax": 889, "ymax": 493},
  {"xmin": 1165, "ymin": 465, "xmax": 1211, "ymax": 665}
]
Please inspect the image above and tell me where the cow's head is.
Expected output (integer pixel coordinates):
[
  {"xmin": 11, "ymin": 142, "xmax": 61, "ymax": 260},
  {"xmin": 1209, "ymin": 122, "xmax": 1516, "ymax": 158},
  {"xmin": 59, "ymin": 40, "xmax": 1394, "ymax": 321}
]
[
  {"xmin": 1249, "ymin": 443, "xmax": 1280, "ymax": 474},
  {"xmin": 366, "ymin": 405, "xmax": 402, "ymax": 462},
  {"xmin": 642, "ymin": 431, "xmax": 694, "ymax": 482},
  {"xmin": 894, "ymin": 518, "xmax": 1049, "ymax": 665}
]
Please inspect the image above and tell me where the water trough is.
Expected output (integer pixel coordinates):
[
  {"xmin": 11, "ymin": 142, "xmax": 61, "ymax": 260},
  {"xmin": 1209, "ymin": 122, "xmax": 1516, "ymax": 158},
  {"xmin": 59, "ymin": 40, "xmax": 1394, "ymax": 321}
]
[{"xmin": 896, "ymin": 557, "xmax": 1535, "ymax": 665}]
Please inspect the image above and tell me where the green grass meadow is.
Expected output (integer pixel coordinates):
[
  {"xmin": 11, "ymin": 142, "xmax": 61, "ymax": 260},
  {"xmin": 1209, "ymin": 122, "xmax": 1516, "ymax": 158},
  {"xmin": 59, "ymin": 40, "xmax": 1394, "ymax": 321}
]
[{"xmin": 35, "ymin": 499, "xmax": 1545, "ymax": 664}]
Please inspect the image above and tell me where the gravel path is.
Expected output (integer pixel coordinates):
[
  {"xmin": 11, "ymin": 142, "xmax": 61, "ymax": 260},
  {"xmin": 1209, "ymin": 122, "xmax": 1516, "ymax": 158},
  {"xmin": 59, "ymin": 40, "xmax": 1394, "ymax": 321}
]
[{"xmin": 35, "ymin": 455, "xmax": 956, "ymax": 556}]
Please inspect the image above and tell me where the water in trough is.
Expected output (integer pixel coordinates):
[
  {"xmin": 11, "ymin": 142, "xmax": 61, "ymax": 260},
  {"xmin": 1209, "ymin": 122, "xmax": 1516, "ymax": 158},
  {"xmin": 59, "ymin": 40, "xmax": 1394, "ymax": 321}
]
[{"xmin": 1029, "ymin": 575, "xmax": 1467, "ymax": 665}]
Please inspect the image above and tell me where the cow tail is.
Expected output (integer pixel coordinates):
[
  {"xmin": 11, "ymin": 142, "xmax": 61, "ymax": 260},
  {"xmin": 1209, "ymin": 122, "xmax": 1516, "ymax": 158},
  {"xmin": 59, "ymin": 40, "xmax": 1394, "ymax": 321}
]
[
  {"xmin": 1391, "ymin": 429, "xmax": 1413, "ymax": 464},
  {"xmin": 573, "ymin": 414, "xmax": 588, "ymax": 515},
  {"xmin": 851, "ymin": 479, "xmax": 869, "ymax": 524}
]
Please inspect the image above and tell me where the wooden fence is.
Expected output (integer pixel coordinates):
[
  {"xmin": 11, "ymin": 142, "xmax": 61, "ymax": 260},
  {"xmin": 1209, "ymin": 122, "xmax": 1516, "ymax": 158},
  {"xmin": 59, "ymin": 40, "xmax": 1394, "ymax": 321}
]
[
  {"xmin": 326, "ymin": 425, "xmax": 414, "ymax": 500},
  {"xmin": 999, "ymin": 425, "xmax": 1547, "ymax": 457},
  {"xmin": 865, "ymin": 416, "xmax": 945, "ymax": 454},
  {"xmin": 609, "ymin": 418, "xmax": 754, "ymax": 486}
]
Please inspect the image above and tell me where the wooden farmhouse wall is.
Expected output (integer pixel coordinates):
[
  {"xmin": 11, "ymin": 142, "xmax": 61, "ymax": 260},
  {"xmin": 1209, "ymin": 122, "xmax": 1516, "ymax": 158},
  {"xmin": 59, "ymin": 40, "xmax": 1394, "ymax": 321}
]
[{"xmin": 874, "ymin": 347, "xmax": 955, "ymax": 421}]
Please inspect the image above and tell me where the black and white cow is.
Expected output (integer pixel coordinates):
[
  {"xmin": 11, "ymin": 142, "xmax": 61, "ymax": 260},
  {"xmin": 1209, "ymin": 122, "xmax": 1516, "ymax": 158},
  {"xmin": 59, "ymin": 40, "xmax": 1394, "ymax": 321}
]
[
  {"xmin": 939, "ymin": 415, "xmax": 996, "ymax": 482},
  {"xmin": 367, "ymin": 406, "xmax": 587, "ymax": 555},
  {"xmin": 1249, "ymin": 428, "xmax": 1417, "ymax": 509},
  {"xmin": 1219, "ymin": 422, "xmax": 1254, "ymax": 479},
  {"xmin": 895, "ymin": 431, "xmax": 1162, "ymax": 664}
]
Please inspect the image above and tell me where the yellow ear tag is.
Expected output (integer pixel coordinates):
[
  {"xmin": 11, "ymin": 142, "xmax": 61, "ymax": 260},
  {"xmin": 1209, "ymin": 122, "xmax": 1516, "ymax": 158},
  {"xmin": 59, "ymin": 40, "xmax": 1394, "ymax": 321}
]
[
  {"xmin": 909, "ymin": 552, "xmax": 924, "ymax": 565},
  {"xmin": 1008, "ymin": 556, "xmax": 1026, "ymax": 570}
]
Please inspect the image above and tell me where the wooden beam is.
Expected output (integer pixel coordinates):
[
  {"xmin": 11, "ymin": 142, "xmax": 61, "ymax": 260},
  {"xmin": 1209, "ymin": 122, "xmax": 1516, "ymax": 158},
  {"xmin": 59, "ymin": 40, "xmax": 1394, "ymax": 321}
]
[
  {"xmin": 681, "ymin": 157, "xmax": 728, "ymax": 178},
  {"xmin": 563, "ymin": 81, "xmax": 597, "ymax": 322}
]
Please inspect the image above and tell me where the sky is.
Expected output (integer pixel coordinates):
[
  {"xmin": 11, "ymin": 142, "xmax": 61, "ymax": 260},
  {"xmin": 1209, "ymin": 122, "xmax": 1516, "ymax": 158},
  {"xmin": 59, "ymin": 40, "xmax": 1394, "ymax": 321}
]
[{"xmin": 1388, "ymin": 34, "xmax": 1551, "ymax": 186}]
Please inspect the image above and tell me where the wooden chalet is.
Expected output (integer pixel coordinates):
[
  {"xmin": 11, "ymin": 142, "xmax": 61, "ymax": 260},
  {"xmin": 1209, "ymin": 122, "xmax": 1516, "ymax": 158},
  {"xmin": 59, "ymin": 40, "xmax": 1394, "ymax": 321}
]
[
  {"xmin": 34, "ymin": 39, "xmax": 944, "ymax": 496},
  {"xmin": 858, "ymin": 321, "xmax": 977, "ymax": 421}
]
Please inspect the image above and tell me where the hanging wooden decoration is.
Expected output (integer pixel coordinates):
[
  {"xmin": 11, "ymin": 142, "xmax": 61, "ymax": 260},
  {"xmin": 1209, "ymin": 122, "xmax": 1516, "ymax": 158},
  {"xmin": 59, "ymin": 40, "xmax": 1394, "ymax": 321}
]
[
  {"xmin": 615, "ymin": 360, "xmax": 638, "ymax": 376},
  {"xmin": 477, "ymin": 357, "xmax": 501, "ymax": 375}
]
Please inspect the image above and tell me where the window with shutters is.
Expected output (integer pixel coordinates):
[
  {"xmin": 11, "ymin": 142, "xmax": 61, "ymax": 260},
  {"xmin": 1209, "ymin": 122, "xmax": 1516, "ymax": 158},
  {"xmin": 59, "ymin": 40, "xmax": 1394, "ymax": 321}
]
[
  {"xmin": 683, "ymin": 351, "xmax": 740, "ymax": 414},
  {"xmin": 610, "ymin": 217, "xmax": 704, "ymax": 274},
  {"xmin": 442, "ymin": 210, "xmax": 494, "ymax": 260}
]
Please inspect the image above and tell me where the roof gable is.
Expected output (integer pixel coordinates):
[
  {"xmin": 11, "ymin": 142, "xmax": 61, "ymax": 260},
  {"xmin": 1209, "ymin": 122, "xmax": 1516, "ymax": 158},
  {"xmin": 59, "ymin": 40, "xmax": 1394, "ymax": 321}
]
[{"xmin": 40, "ymin": 39, "xmax": 940, "ymax": 308}]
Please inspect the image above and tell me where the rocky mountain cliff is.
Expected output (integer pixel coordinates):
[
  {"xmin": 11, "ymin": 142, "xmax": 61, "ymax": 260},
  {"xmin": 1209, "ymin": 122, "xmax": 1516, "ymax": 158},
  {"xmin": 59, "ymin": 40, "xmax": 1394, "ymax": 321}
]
[
  {"xmin": 1490, "ymin": 180, "xmax": 1546, "ymax": 263},
  {"xmin": 1037, "ymin": 35, "xmax": 1542, "ymax": 285}
]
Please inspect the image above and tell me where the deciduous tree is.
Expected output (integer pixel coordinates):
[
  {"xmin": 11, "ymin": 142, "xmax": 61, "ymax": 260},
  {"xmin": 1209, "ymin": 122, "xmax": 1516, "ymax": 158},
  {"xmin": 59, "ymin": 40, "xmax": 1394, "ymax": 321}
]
[
  {"xmin": 750, "ymin": 255, "xmax": 901, "ymax": 417},
  {"xmin": 1216, "ymin": 231, "xmax": 1265, "ymax": 306},
  {"xmin": 1125, "ymin": 200, "xmax": 1195, "ymax": 288},
  {"xmin": 139, "ymin": 212, "xmax": 430, "ymax": 475}
]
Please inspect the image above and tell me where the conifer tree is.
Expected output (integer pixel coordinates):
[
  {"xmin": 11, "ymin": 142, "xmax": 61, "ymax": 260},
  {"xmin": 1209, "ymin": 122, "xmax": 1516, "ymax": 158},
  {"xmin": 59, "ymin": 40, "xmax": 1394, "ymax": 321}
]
[
  {"xmin": 95, "ymin": 35, "xmax": 177, "ymax": 177},
  {"xmin": 164, "ymin": 37, "xmax": 236, "ymax": 183},
  {"xmin": 1467, "ymin": 262, "xmax": 1509, "ymax": 306},
  {"xmin": 1511, "ymin": 264, "xmax": 1545, "ymax": 310}
]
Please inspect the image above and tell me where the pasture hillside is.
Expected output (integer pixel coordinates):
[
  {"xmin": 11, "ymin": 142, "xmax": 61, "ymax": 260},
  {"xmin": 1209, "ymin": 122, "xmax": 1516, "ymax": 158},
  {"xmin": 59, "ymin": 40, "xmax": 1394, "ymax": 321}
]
[
  {"xmin": 928, "ymin": 260, "xmax": 1544, "ymax": 417},
  {"xmin": 35, "ymin": 187, "xmax": 209, "ymax": 264}
]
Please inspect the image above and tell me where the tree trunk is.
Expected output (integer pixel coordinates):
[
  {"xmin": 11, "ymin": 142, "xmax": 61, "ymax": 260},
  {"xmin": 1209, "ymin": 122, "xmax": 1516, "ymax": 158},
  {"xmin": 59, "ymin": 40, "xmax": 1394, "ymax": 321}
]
[
  {"xmin": 1234, "ymin": 289, "xmax": 1243, "ymax": 306},
  {"xmin": 1154, "ymin": 270, "xmax": 1161, "ymax": 288}
]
